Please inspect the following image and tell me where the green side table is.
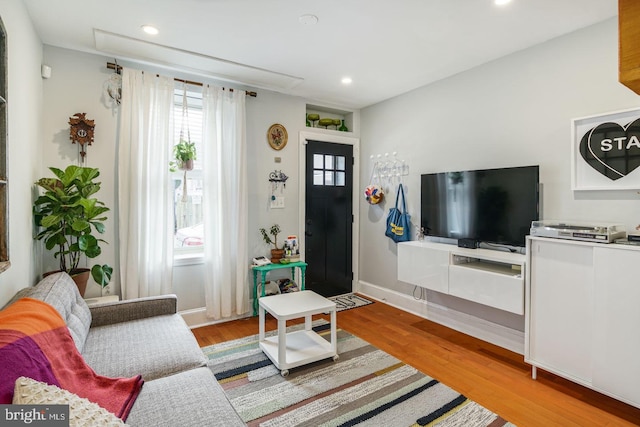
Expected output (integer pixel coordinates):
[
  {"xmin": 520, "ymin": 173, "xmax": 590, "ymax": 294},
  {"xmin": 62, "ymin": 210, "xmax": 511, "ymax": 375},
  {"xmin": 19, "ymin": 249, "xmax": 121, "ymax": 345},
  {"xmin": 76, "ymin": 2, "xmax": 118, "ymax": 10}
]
[{"xmin": 252, "ymin": 261, "xmax": 307, "ymax": 316}]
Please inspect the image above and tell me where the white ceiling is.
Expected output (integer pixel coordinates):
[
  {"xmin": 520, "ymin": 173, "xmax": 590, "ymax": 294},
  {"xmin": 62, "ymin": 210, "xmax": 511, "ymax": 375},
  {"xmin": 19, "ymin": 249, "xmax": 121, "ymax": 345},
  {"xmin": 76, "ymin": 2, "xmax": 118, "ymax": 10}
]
[{"xmin": 23, "ymin": 0, "xmax": 617, "ymax": 109}]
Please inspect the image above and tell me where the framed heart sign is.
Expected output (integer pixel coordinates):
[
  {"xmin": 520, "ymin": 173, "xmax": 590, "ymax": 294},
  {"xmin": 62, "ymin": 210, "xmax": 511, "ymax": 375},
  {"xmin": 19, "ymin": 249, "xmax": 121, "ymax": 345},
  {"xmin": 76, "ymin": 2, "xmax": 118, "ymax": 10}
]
[{"xmin": 572, "ymin": 107, "xmax": 640, "ymax": 190}]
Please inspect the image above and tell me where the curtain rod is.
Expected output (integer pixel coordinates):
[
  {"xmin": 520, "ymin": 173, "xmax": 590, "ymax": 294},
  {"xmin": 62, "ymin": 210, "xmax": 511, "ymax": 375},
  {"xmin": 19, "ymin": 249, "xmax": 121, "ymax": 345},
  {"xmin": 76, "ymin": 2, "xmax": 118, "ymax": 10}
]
[{"xmin": 106, "ymin": 62, "xmax": 257, "ymax": 97}]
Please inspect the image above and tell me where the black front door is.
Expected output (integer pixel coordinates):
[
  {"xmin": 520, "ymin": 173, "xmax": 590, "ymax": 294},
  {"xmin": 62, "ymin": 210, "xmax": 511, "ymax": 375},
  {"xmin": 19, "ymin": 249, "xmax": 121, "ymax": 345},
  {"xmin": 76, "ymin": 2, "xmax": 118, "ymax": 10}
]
[{"xmin": 305, "ymin": 140, "xmax": 353, "ymax": 297}]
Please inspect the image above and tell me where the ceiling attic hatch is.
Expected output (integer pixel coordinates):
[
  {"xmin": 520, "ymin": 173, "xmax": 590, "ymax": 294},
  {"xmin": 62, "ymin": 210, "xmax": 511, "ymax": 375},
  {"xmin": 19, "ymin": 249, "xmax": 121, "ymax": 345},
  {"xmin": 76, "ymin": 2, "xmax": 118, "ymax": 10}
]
[{"xmin": 94, "ymin": 29, "xmax": 304, "ymax": 90}]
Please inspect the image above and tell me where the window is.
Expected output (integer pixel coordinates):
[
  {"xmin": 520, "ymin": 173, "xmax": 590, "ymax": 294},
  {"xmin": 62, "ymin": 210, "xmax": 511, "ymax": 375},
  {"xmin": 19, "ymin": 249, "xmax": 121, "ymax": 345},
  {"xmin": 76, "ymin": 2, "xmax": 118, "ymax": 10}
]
[
  {"xmin": 313, "ymin": 154, "xmax": 346, "ymax": 186},
  {"xmin": 172, "ymin": 87, "xmax": 204, "ymax": 251}
]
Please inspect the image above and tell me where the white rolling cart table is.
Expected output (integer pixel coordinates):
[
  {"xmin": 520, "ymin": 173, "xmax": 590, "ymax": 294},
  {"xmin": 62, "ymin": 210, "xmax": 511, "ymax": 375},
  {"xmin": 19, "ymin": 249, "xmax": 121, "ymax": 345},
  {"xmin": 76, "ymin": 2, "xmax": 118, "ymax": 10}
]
[{"xmin": 258, "ymin": 290, "xmax": 338, "ymax": 377}]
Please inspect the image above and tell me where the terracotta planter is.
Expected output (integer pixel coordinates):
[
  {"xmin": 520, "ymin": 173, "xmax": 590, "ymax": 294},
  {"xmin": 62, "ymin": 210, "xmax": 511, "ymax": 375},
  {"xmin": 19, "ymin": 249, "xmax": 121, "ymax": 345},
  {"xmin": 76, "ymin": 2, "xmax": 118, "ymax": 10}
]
[
  {"xmin": 70, "ymin": 268, "xmax": 91, "ymax": 297},
  {"xmin": 270, "ymin": 249, "xmax": 285, "ymax": 263},
  {"xmin": 43, "ymin": 268, "xmax": 91, "ymax": 297},
  {"xmin": 179, "ymin": 159, "xmax": 194, "ymax": 171}
]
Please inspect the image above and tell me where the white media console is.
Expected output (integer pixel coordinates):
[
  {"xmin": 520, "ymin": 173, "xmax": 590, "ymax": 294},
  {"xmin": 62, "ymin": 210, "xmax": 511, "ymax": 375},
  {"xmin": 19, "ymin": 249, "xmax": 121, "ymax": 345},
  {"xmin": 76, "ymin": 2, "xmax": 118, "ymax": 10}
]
[
  {"xmin": 397, "ymin": 241, "xmax": 526, "ymax": 315},
  {"xmin": 397, "ymin": 236, "xmax": 640, "ymax": 409},
  {"xmin": 526, "ymin": 236, "xmax": 640, "ymax": 409}
]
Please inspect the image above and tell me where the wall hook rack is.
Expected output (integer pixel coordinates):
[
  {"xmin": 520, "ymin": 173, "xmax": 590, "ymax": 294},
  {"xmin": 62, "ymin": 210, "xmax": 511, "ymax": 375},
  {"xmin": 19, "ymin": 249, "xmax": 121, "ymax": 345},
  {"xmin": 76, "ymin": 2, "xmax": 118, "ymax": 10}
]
[
  {"xmin": 269, "ymin": 170, "xmax": 288, "ymax": 186},
  {"xmin": 370, "ymin": 152, "xmax": 409, "ymax": 184},
  {"xmin": 269, "ymin": 170, "xmax": 288, "ymax": 199}
]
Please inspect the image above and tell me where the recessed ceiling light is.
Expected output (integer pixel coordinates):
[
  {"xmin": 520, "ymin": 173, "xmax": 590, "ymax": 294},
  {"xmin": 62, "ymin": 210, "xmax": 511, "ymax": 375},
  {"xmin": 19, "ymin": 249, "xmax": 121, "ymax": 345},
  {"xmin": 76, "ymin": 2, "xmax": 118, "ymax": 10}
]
[
  {"xmin": 494, "ymin": 0, "xmax": 512, "ymax": 5},
  {"xmin": 341, "ymin": 77, "xmax": 353, "ymax": 85},
  {"xmin": 141, "ymin": 25, "xmax": 159, "ymax": 35},
  {"xmin": 299, "ymin": 14, "xmax": 318, "ymax": 25}
]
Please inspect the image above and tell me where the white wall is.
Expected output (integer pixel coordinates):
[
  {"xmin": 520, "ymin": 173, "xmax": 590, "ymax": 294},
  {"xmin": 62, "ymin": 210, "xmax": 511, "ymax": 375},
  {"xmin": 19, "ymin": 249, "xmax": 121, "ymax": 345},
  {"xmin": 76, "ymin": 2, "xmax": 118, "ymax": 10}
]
[
  {"xmin": 359, "ymin": 18, "xmax": 640, "ymax": 333},
  {"xmin": 0, "ymin": 0, "xmax": 44, "ymax": 307},
  {"xmin": 38, "ymin": 45, "xmax": 355, "ymax": 314},
  {"xmin": 40, "ymin": 46, "xmax": 119, "ymax": 299}
]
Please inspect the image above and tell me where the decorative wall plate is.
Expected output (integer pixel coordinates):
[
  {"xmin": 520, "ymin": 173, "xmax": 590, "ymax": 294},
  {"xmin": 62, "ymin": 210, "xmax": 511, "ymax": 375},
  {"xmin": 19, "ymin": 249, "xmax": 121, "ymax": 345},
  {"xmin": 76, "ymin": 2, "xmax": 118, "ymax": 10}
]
[{"xmin": 267, "ymin": 123, "xmax": 288, "ymax": 150}]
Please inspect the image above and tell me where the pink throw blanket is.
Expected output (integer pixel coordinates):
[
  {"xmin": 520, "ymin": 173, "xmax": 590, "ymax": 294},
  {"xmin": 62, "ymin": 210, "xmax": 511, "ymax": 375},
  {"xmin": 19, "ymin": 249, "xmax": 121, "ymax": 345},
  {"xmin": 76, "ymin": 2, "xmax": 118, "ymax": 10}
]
[{"xmin": 0, "ymin": 298, "xmax": 143, "ymax": 420}]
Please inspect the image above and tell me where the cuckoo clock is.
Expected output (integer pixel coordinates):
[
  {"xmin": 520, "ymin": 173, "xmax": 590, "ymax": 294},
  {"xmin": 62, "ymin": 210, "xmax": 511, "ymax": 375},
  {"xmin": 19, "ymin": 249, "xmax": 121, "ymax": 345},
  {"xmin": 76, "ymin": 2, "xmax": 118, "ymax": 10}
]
[{"xmin": 69, "ymin": 113, "xmax": 95, "ymax": 161}]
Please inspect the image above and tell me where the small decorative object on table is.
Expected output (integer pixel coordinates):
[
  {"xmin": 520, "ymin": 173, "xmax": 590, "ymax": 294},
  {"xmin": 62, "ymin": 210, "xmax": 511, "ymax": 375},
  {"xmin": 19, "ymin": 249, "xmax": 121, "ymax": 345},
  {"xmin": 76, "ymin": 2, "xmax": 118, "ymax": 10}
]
[
  {"xmin": 417, "ymin": 226, "xmax": 426, "ymax": 241},
  {"xmin": 283, "ymin": 235, "xmax": 300, "ymax": 261},
  {"xmin": 259, "ymin": 224, "xmax": 284, "ymax": 262}
]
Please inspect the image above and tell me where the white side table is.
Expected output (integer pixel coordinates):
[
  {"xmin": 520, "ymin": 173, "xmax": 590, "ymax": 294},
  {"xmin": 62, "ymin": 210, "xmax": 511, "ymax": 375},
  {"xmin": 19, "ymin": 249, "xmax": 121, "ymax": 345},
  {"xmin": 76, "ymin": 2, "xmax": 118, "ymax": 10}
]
[
  {"xmin": 259, "ymin": 290, "xmax": 338, "ymax": 376},
  {"xmin": 84, "ymin": 295, "xmax": 119, "ymax": 307}
]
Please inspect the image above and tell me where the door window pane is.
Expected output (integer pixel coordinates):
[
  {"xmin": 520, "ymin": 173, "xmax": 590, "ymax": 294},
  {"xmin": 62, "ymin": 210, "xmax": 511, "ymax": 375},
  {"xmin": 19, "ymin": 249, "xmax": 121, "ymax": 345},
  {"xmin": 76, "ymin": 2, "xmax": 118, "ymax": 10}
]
[
  {"xmin": 312, "ymin": 152, "xmax": 348, "ymax": 187},
  {"xmin": 324, "ymin": 155, "xmax": 334, "ymax": 170},
  {"xmin": 324, "ymin": 171, "xmax": 334, "ymax": 186}
]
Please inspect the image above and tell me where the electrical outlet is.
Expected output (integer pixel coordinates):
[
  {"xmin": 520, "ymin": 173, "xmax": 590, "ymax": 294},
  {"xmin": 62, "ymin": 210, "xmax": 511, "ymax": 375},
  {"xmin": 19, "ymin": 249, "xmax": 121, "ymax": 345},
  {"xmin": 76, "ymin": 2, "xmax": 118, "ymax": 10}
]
[{"xmin": 270, "ymin": 196, "xmax": 285, "ymax": 209}]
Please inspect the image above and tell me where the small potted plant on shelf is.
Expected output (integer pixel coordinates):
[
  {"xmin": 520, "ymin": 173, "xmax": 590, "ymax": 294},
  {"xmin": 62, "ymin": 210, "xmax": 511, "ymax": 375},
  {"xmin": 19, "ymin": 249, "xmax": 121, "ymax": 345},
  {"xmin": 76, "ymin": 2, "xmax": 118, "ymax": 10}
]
[
  {"xmin": 33, "ymin": 165, "xmax": 113, "ymax": 296},
  {"xmin": 259, "ymin": 224, "xmax": 284, "ymax": 263},
  {"xmin": 169, "ymin": 139, "xmax": 197, "ymax": 172}
]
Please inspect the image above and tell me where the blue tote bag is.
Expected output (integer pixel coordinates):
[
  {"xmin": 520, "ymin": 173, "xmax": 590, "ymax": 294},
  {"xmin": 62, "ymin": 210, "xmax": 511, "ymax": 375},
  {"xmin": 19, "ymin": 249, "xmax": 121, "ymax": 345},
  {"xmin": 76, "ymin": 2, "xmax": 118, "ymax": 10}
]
[{"xmin": 385, "ymin": 184, "xmax": 411, "ymax": 242}]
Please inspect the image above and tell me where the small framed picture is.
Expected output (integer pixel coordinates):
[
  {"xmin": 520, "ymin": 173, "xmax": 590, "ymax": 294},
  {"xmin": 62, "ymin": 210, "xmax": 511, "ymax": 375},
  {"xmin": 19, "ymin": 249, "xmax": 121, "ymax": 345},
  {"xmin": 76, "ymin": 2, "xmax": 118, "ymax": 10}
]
[
  {"xmin": 571, "ymin": 107, "xmax": 640, "ymax": 190},
  {"xmin": 267, "ymin": 124, "xmax": 288, "ymax": 151}
]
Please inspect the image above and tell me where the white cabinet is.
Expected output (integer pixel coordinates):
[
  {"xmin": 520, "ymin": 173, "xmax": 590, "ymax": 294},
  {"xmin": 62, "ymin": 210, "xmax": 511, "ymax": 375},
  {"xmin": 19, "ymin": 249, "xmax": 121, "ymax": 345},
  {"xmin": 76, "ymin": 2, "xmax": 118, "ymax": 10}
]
[
  {"xmin": 526, "ymin": 239, "xmax": 594, "ymax": 384},
  {"xmin": 592, "ymin": 247, "xmax": 640, "ymax": 406},
  {"xmin": 398, "ymin": 241, "xmax": 525, "ymax": 314},
  {"xmin": 526, "ymin": 236, "xmax": 640, "ymax": 409},
  {"xmin": 398, "ymin": 242, "xmax": 449, "ymax": 293}
]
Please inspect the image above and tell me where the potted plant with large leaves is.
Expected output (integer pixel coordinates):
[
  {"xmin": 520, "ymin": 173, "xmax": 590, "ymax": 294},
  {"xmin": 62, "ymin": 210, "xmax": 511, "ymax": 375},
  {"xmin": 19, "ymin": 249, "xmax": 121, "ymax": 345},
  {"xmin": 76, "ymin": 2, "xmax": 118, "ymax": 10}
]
[{"xmin": 33, "ymin": 165, "xmax": 113, "ymax": 296}]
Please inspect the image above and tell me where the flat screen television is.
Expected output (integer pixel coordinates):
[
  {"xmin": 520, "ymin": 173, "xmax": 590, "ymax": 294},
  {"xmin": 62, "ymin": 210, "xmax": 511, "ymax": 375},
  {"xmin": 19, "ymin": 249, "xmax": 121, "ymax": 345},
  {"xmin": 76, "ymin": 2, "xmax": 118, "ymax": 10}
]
[{"xmin": 420, "ymin": 165, "xmax": 539, "ymax": 247}]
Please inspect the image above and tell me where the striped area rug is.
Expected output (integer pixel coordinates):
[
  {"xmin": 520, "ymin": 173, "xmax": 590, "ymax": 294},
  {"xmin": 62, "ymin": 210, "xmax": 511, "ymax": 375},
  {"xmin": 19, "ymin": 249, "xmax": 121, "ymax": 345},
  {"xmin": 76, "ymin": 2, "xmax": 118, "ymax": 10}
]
[
  {"xmin": 327, "ymin": 294, "xmax": 373, "ymax": 312},
  {"xmin": 203, "ymin": 321, "xmax": 515, "ymax": 427}
]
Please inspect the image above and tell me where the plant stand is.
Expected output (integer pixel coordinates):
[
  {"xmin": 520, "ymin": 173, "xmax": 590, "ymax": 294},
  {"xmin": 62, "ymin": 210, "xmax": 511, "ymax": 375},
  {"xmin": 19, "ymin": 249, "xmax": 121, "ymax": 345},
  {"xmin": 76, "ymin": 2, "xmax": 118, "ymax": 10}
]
[{"xmin": 251, "ymin": 261, "xmax": 307, "ymax": 316}]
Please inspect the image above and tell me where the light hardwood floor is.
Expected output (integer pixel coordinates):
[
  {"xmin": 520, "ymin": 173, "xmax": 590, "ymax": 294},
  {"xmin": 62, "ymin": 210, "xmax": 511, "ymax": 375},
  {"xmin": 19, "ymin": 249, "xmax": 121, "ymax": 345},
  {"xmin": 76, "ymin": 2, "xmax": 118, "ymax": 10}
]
[{"xmin": 192, "ymin": 297, "xmax": 640, "ymax": 427}]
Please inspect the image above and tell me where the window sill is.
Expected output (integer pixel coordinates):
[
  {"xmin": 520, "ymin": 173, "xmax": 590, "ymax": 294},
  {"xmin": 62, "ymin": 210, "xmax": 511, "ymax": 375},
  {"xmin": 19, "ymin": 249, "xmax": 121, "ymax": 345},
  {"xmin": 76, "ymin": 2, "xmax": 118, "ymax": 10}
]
[{"xmin": 173, "ymin": 252, "xmax": 204, "ymax": 267}]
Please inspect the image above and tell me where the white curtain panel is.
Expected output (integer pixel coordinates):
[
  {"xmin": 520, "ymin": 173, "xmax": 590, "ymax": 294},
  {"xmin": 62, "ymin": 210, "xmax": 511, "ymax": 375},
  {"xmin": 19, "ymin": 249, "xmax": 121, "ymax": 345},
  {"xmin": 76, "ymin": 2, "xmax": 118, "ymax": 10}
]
[
  {"xmin": 201, "ymin": 85, "xmax": 249, "ymax": 319},
  {"xmin": 117, "ymin": 68, "xmax": 175, "ymax": 299}
]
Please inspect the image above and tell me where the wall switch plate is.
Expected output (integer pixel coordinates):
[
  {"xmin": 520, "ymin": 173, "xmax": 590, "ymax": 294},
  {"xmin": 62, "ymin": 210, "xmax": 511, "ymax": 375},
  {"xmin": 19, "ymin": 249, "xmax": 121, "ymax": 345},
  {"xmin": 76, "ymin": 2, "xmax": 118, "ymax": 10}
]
[{"xmin": 270, "ymin": 196, "xmax": 285, "ymax": 209}]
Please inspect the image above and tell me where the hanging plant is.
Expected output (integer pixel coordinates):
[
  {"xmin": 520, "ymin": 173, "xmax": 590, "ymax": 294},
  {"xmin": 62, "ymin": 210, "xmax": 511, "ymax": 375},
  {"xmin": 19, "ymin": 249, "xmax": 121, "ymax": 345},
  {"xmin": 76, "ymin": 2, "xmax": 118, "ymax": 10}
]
[
  {"xmin": 170, "ymin": 85, "xmax": 197, "ymax": 203},
  {"xmin": 169, "ymin": 139, "xmax": 197, "ymax": 172}
]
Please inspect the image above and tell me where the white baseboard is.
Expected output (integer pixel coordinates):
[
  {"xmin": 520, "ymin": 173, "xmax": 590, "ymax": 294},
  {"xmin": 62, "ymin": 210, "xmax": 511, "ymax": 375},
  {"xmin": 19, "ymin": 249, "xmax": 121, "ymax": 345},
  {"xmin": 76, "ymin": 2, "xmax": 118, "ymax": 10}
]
[
  {"xmin": 180, "ymin": 307, "xmax": 248, "ymax": 329},
  {"xmin": 357, "ymin": 280, "xmax": 524, "ymax": 354}
]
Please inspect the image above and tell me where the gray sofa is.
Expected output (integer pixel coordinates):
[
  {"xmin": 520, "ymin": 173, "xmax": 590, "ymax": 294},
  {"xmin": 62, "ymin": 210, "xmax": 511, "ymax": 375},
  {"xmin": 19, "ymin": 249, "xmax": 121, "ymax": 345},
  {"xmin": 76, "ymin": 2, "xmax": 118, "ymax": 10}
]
[{"xmin": 5, "ymin": 272, "xmax": 245, "ymax": 426}]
